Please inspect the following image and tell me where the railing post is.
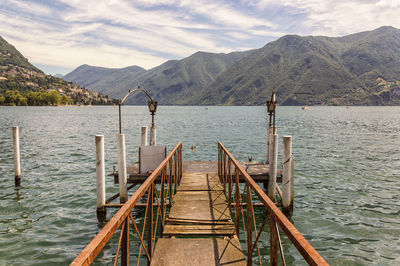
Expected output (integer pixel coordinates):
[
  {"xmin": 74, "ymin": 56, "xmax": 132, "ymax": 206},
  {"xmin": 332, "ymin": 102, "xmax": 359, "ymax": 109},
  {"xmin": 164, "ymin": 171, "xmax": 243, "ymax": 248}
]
[
  {"xmin": 12, "ymin": 126, "xmax": 21, "ymax": 186},
  {"xmin": 228, "ymin": 159, "xmax": 232, "ymax": 210},
  {"xmin": 141, "ymin": 126, "xmax": 148, "ymax": 146},
  {"xmin": 174, "ymin": 154, "xmax": 177, "ymax": 192},
  {"xmin": 218, "ymin": 146, "xmax": 220, "ymax": 180},
  {"xmin": 121, "ymin": 218, "xmax": 129, "ymax": 266},
  {"xmin": 117, "ymin": 133, "xmax": 128, "ymax": 203},
  {"xmin": 95, "ymin": 135, "xmax": 106, "ymax": 222},
  {"xmin": 179, "ymin": 145, "xmax": 182, "ymax": 183},
  {"xmin": 160, "ymin": 168, "xmax": 165, "ymax": 236},
  {"xmin": 282, "ymin": 136, "xmax": 293, "ymax": 213},
  {"xmin": 168, "ymin": 160, "xmax": 173, "ymax": 206},
  {"xmin": 234, "ymin": 168, "xmax": 240, "ymax": 237},
  {"xmin": 223, "ymin": 153, "xmax": 227, "ymax": 192},
  {"xmin": 246, "ymin": 182, "xmax": 253, "ymax": 266},
  {"xmin": 147, "ymin": 186, "xmax": 153, "ymax": 265},
  {"xmin": 270, "ymin": 218, "xmax": 278, "ymax": 265},
  {"xmin": 268, "ymin": 134, "xmax": 278, "ymax": 202},
  {"xmin": 290, "ymin": 157, "xmax": 295, "ymax": 210}
]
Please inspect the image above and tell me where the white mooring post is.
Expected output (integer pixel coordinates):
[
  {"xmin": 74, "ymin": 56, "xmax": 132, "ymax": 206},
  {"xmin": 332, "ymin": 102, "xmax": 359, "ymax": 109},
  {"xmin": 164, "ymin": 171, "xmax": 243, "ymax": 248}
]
[
  {"xmin": 141, "ymin": 126, "xmax": 148, "ymax": 146},
  {"xmin": 95, "ymin": 135, "xmax": 106, "ymax": 221},
  {"xmin": 12, "ymin": 126, "xmax": 21, "ymax": 186},
  {"xmin": 282, "ymin": 136, "xmax": 293, "ymax": 212},
  {"xmin": 150, "ymin": 126, "xmax": 156, "ymax": 146},
  {"xmin": 117, "ymin": 133, "xmax": 128, "ymax": 203},
  {"xmin": 268, "ymin": 133, "xmax": 278, "ymax": 201},
  {"xmin": 266, "ymin": 126, "xmax": 276, "ymax": 164}
]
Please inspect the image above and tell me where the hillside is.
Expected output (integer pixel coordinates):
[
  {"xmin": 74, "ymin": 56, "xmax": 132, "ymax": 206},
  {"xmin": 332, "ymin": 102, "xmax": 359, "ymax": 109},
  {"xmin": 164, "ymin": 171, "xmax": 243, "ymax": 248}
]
[
  {"xmin": 65, "ymin": 51, "xmax": 253, "ymax": 105},
  {"xmin": 0, "ymin": 36, "xmax": 117, "ymax": 105},
  {"xmin": 65, "ymin": 26, "xmax": 400, "ymax": 105},
  {"xmin": 197, "ymin": 26, "xmax": 400, "ymax": 105}
]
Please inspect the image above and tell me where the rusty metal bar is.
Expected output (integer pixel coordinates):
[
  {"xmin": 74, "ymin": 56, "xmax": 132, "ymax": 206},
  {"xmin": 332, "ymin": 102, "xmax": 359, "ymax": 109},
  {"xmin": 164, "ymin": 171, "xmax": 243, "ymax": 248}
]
[
  {"xmin": 121, "ymin": 217, "xmax": 129, "ymax": 266},
  {"xmin": 218, "ymin": 142, "xmax": 327, "ymax": 266},
  {"xmin": 246, "ymin": 182, "xmax": 253, "ymax": 266},
  {"xmin": 275, "ymin": 221, "xmax": 286, "ymax": 266},
  {"xmin": 137, "ymin": 189, "xmax": 150, "ymax": 266},
  {"xmin": 160, "ymin": 167, "xmax": 165, "ymax": 236},
  {"xmin": 71, "ymin": 142, "xmax": 182, "ymax": 266},
  {"xmin": 129, "ymin": 214, "xmax": 151, "ymax": 262},
  {"xmin": 276, "ymin": 183, "xmax": 283, "ymax": 200},
  {"xmin": 113, "ymin": 220, "xmax": 125, "ymax": 266},
  {"xmin": 270, "ymin": 217, "xmax": 278, "ymax": 265},
  {"xmin": 147, "ymin": 185, "xmax": 153, "ymax": 265},
  {"xmin": 106, "ymin": 183, "xmax": 138, "ymax": 204},
  {"xmin": 234, "ymin": 168, "xmax": 240, "ymax": 237},
  {"xmin": 228, "ymin": 158, "xmax": 232, "ymax": 210}
]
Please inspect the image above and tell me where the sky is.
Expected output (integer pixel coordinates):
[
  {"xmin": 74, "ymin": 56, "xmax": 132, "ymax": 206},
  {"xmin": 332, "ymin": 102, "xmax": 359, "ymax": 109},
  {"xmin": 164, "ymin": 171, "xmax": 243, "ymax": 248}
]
[{"xmin": 1, "ymin": 0, "xmax": 399, "ymax": 75}]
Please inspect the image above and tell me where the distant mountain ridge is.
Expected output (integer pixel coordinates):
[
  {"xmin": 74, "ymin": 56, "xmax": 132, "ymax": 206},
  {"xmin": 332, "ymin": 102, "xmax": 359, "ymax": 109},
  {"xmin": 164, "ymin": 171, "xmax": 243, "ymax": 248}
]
[
  {"xmin": 65, "ymin": 50, "xmax": 253, "ymax": 104},
  {"xmin": 65, "ymin": 26, "xmax": 400, "ymax": 105}
]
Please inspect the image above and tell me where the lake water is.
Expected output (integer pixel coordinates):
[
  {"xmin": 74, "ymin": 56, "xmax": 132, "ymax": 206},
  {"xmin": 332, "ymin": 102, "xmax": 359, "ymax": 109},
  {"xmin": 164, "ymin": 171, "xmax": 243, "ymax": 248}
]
[{"xmin": 0, "ymin": 106, "xmax": 399, "ymax": 265}]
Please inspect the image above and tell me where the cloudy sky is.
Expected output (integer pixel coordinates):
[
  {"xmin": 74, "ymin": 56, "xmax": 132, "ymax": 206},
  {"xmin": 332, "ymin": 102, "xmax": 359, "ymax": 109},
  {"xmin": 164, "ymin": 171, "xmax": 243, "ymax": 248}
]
[{"xmin": 1, "ymin": 0, "xmax": 399, "ymax": 75}]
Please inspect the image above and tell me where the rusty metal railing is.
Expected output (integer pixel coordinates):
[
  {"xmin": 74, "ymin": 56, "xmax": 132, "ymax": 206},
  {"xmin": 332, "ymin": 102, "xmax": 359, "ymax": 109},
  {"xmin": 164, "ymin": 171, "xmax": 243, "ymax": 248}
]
[
  {"xmin": 218, "ymin": 142, "xmax": 327, "ymax": 266},
  {"xmin": 71, "ymin": 142, "xmax": 182, "ymax": 266}
]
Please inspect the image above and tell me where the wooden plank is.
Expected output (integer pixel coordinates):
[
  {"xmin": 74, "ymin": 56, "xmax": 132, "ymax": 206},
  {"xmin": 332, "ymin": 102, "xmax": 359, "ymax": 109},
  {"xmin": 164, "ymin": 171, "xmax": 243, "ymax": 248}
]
[
  {"xmin": 163, "ymin": 224, "xmax": 236, "ymax": 236},
  {"xmin": 168, "ymin": 198, "xmax": 231, "ymax": 222},
  {"xmin": 151, "ymin": 238, "xmax": 245, "ymax": 266},
  {"xmin": 178, "ymin": 173, "xmax": 223, "ymax": 191},
  {"xmin": 173, "ymin": 190, "xmax": 226, "ymax": 204}
]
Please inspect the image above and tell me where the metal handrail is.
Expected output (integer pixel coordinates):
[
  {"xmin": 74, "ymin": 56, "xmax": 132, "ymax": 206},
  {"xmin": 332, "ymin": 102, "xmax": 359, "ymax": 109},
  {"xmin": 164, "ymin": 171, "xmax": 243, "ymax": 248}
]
[
  {"xmin": 218, "ymin": 142, "xmax": 328, "ymax": 265},
  {"xmin": 71, "ymin": 142, "xmax": 182, "ymax": 265}
]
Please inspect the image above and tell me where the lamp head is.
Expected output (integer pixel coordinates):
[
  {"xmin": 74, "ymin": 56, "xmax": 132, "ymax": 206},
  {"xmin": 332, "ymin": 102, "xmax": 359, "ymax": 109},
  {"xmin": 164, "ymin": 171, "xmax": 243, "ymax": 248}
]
[
  {"xmin": 267, "ymin": 89, "xmax": 276, "ymax": 114},
  {"xmin": 148, "ymin": 100, "xmax": 158, "ymax": 113}
]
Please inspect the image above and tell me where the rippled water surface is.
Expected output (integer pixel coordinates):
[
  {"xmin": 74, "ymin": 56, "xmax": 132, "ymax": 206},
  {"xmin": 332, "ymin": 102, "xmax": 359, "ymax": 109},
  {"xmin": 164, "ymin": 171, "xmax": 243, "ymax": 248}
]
[{"xmin": 0, "ymin": 106, "xmax": 399, "ymax": 265}]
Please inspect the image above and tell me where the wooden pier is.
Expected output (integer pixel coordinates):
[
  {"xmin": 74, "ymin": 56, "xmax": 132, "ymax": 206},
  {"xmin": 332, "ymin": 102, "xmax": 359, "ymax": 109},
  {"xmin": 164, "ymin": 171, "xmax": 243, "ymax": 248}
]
[
  {"xmin": 151, "ymin": 172, "xmax": 245, "ymax": 265},
  {"xmin": 72, "ymin": 142, "xmax": 327, "ymax": 266}
]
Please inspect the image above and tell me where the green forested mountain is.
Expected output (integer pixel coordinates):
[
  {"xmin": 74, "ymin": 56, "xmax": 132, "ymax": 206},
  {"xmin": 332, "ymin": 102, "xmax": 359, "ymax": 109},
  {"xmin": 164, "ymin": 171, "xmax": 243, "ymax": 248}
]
[
  {"xmin": 65, "ymin": 51, "xmax": 253, "ymax": 104},
  {"xmin": 0, "ymin": 36, "xmax": 117, "ymax": 105},
  {"xmin": 64, "ymin": 64, "xmax": 146, "ymax": 95},
  {"xmin": 66, "ymin": 26, "xmax": 400, "ymax": 105},
  {"xmin": 198, "ymin": 26, "xmax": 400, "ymax": 105}
]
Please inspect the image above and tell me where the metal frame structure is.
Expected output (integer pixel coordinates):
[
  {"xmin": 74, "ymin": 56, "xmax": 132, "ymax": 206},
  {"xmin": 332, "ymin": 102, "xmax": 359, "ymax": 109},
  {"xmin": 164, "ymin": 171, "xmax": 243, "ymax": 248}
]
[
  {"xmin": 118, "ymin": 86, "xmax": 157, "ymax": 134},
  {"xmin": 218, "ymin": 142, "xmax": 328, "ymax": 265},
  {"xmin": 71, "ymin": 142, "xmax": 182, "ymax": 266}
]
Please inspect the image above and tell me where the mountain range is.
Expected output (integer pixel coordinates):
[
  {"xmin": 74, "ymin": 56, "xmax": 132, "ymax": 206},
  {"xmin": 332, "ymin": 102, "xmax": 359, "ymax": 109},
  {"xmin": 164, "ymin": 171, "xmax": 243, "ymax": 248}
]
[{"xmin": 47, "ymin": 27, "xmax": 400, "ymax": 105}]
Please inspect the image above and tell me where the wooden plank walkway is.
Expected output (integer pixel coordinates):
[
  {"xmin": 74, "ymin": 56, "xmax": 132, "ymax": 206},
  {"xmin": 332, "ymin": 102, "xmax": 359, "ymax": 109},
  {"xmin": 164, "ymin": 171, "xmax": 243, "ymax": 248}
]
[{"xmin": 151, "ymin": 172, "xmax": 246, "ymax": 265}]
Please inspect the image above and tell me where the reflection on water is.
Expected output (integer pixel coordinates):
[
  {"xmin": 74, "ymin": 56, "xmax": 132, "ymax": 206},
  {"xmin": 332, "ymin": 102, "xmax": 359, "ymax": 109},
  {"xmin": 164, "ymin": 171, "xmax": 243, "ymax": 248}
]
[{"xmin": 0, "ymin": 106, "xmax": 399, "ymax": 265}]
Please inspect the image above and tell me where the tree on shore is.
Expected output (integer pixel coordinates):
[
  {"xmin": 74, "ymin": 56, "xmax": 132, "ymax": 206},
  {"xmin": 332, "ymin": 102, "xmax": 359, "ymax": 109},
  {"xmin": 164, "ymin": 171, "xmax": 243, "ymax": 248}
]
[{"xmin": 1, "ymin": 89, "xmax": 73, "ymax": 106}]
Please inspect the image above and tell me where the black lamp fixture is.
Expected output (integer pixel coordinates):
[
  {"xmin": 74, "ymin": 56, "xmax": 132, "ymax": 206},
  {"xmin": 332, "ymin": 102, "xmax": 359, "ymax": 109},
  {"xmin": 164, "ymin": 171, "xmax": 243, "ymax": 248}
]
[
  {"xmin": 147, "ymin": 100, "xmax": 158, "ymax": 128},
  {"xmin": 266, "ymin": 89, "xmax": 277, "ymax": 128}
]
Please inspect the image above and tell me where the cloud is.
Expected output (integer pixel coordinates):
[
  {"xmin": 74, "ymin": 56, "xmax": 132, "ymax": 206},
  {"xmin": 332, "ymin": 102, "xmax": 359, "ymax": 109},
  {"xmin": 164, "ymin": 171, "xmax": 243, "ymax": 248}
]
[
  {"xmin": 252, "ymin": 0, "xmax": 400, "ymax": 36},
  {"xmin": 0, "ymin": 0, "xmax": 399, "ymax": 75}
]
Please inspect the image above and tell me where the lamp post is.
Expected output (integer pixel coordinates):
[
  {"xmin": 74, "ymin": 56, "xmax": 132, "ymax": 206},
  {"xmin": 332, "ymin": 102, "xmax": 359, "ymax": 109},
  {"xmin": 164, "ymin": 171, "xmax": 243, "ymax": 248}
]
[
  {"xmin": 148, "ymin": 100, "xmax": 158, "ymax": 146},
  {"xmin": 266, "ymin": 89, "xmax": 277, "ymax": 132},
  {"xmin": 266, "ymin": 89, "xmax": 277, "ymax": 165}
]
